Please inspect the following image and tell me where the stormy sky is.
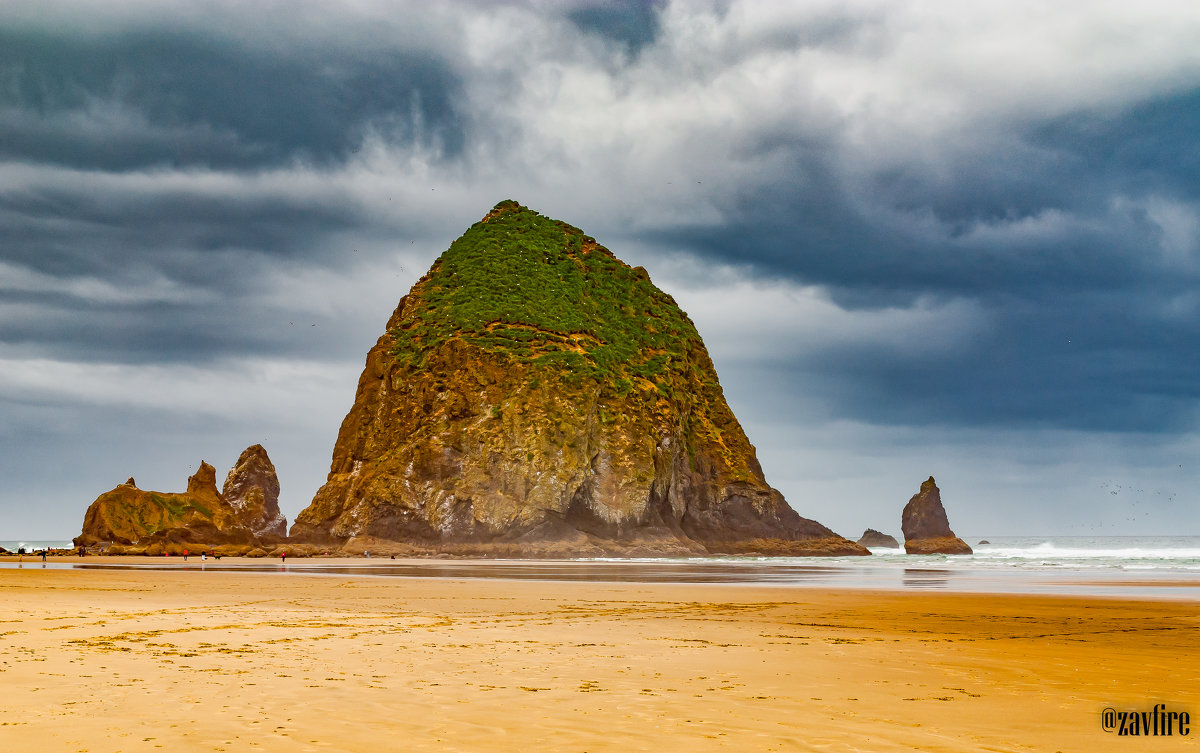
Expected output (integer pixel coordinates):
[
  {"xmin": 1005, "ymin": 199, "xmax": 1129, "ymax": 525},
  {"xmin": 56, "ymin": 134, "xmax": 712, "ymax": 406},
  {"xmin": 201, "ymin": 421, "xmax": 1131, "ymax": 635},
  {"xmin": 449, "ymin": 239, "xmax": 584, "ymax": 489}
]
[{"xmin": 3, "ymin": 0, "xmax": 1198, "ymax": 540}]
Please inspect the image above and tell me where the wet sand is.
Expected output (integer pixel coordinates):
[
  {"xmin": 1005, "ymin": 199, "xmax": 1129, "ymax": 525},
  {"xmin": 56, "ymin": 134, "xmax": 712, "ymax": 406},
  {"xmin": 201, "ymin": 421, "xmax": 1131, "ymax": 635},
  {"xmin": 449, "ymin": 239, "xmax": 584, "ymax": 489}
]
[
  {"xmin": 7, "ymin": 553, "xmax": 1200, "ymax": 598},
  {"xmin": 1, "ymin": 566, "xmax": 1197, "ymax": 752}
]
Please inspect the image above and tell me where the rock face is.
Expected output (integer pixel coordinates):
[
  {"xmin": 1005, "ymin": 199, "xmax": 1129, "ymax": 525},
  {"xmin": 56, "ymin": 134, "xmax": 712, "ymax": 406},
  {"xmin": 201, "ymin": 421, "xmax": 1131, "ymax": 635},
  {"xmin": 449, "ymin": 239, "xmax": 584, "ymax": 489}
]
[
  {"xmin": 857, "ymin": 529, "xmax": 900, "ymax": 548},
  {"xmin": 74, "ymin": 446, "xmax": 286, "ymax": 548},
  {"xmin": 291, "ymin": 200, "xmax": 865, "ymax": 557},
  {"xmin": 901, "ymin": 477, "xmax": 972, "ymax": 554},
  {"xmin": 222, "ymin": 444, "xmax": 287, "ymax": 539}
]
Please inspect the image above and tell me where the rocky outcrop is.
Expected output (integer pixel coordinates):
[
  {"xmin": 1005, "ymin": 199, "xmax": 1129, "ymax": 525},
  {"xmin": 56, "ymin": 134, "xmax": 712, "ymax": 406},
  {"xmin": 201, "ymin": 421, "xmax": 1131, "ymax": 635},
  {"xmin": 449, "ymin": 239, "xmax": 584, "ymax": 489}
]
[
  {"xmin": 73, "ymin": 446, "xmax": 285, "ymax": 549},
  {"xmin": 291, "ymin": 200, "xmax": 865, "ymax": 557},
  {"xmin": 222, "ymin": 444, "xmax": 287, "ymax": 539},
  {"xmin": 901, "ymin": 477, "xmax": 972, "ymax": 554},
  {"xmin": 857, "ymin": 529, "xmax": 900, "ymax": 548}
]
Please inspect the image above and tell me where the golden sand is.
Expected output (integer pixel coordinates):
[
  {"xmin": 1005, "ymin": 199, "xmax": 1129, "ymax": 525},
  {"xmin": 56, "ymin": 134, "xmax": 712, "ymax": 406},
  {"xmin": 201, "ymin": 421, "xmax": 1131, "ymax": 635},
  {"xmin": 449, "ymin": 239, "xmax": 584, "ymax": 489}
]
[{"xmin": 1, "ymin": 564, "xmax": 1196, "ymax": 752}]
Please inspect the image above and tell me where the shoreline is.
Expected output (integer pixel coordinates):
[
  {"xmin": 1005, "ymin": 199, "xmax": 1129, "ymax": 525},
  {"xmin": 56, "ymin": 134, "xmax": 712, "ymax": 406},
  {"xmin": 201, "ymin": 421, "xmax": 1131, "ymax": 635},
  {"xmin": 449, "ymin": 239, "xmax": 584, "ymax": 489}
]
[
  {"xmin": 3, "ymin": 553, "xmax": 1199, "ymax": 601},
  {"xmin": 2, "ymin": 568, "xmax": 1196, "ymax": 752}
]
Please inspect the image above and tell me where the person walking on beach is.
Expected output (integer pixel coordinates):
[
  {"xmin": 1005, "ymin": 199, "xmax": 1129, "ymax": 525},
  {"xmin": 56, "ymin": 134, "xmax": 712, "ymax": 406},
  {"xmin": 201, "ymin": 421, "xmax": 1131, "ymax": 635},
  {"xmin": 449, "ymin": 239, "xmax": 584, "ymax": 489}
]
[
  {"xmin": 201, "ymin": 552, "xmax": 206, "ymax": 562},
  {"xmin": 281, "ymin": 551, "xmax": 286, "ymax": 563},
  {"xmin": 40, "ymin": 549, "xmax": 47, "ymax": 562},
  {"xmin": 184, "ymin": 549, "xmax": 189, "ymax": 561}
]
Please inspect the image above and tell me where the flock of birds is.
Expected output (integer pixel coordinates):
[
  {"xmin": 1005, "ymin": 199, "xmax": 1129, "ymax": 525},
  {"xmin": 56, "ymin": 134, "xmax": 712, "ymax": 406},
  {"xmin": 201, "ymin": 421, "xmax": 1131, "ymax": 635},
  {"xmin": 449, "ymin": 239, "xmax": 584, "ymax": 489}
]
[{"xmin": 1098, "ymin": 477, "xmax": 1180, "ymax": 528}]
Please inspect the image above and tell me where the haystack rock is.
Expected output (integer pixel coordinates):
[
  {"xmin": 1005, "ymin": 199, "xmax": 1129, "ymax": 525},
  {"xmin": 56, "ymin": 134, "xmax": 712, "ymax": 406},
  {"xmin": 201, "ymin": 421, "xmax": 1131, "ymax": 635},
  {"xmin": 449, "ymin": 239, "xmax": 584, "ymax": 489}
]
[
  {"xmin": 73, "ymin": 446, "xmax": 286, "ymax": 548},
  {"xmin": 291, "ymin": 200, "xmax": 865, "ymax": 557},
  {"xmin": 901, "ymin": 477, "xmax": 972, "ymax": 554},
  {"xmin": 857, "ymin": 529, "xmax": 899, "ymax": 548}
]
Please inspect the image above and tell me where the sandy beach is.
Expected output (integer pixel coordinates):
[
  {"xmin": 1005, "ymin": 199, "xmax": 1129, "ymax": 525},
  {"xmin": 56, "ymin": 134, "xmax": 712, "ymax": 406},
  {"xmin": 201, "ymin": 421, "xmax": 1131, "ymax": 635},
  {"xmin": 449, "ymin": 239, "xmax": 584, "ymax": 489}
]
[{"xmin": 1, "ymin": 564, "xmax": 1196, "ymax": 752}]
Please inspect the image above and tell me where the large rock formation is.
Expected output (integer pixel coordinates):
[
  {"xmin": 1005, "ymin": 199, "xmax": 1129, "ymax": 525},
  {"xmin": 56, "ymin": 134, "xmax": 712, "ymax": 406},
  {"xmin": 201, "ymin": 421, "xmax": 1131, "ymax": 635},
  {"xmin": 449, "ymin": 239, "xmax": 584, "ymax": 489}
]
[
  {"xmin": 901, "ymin": 477, "xmax": 972, "ymax": 554},
  {"xmin": 857, "ymin": 529, "xmax": 900, "ymax": 548},
  {"xmin": 222, "ymin": 444, "xmax": 287, "ymax": 539},
  {"xmin": 291, "ymin": 200, "xmax": 865, "ymax": 557},
  {"xmin": 74, "ymin": 446, "xmax": 286, "ymax": 549}
]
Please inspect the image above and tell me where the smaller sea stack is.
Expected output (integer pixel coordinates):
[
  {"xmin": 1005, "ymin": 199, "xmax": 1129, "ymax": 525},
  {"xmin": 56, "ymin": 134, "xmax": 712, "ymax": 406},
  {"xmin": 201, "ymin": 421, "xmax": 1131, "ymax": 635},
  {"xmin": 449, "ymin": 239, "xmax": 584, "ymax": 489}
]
[
  {"xmin": 901, "ymin": 477, "xmax": 972, "ymax": 555},
  {"xmin": 857, "ymin": 529, "xmax": 900, "ymax": 548},
  {"xmin": 74, "ymin": 445, "xmax": 286, "ymax": 552},
  {"xmin": 222, "ymin": 444, "xmax": 287, "ymax": 539}
]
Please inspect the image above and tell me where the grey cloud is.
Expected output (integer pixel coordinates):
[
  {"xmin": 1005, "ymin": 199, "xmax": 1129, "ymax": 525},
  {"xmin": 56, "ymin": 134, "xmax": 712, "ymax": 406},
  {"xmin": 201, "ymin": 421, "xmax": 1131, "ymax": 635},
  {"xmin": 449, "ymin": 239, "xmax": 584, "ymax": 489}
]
[
  {"xmin": 616, "ymin": 78, "xmax": 1200, "ymax": 435},
  {"xmin": 0, "ymin": 27, "xmax": 468, "ymax": 170},
  {"xmin": 2, "ymin": 1, "xmax": 1200, "ymax": 536}
]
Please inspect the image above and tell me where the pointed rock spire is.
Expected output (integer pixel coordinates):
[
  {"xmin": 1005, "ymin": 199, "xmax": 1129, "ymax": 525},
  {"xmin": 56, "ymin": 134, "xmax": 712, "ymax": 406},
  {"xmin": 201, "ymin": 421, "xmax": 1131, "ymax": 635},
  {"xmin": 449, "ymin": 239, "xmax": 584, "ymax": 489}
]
[
  {"xmin": 222, "ymin": 444, "xmax": 286, "ymax": 539},
  {"xmin": 901, "ymin": 476, "xmax": 972, "ymax": 554}
]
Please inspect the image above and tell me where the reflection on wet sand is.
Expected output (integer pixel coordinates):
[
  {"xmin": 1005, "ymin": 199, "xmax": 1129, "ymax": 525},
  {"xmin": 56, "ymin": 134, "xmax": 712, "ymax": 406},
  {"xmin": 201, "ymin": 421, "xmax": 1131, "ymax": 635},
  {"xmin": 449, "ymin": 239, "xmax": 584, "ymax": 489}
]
[
  {"xmin": 902, "ymin": 568, "xmax": 951, "ymax": 589},
  {"xmin": 2, "ymin": 557, "xmax": 1197, "ymax": 598},
  {"xmin": 71, "ymin": 559, "xmax": 847, "ymax": 585}
]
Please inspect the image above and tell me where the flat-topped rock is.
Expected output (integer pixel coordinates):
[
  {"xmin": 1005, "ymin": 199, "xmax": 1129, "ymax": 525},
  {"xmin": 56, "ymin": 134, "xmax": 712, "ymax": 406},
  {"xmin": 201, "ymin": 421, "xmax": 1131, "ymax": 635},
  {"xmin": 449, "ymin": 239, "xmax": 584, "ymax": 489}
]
[{"xmin": 857, "ymin": 529, "xmax": 900, "ymax": 548}]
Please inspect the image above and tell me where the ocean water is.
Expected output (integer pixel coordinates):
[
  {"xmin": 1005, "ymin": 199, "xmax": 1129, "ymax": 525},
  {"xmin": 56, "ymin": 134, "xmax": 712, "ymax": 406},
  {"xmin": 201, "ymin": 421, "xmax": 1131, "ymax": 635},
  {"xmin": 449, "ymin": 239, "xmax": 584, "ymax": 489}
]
[
  {"xmin": 852, "ymin": 535, "xmax": 1200, "ymax": 572},
  {"xmin": 0, "ymin": 540, "xmax": 75, "ymax": 552}
]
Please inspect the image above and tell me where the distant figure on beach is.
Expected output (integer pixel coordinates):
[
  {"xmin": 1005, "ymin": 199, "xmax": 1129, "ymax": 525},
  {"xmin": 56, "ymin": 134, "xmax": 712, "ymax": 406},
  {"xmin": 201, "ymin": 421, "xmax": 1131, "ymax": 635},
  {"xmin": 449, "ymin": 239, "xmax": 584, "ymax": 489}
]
[
  {"xmin": 201, "ymin": 552, "xmax": 206, "ymax": 562},
  {"xmin": 281, "ymin": 551, "xmax": 286, "ymax": 563},
  {"xmin": 184, "ymin": 549, "xmax": 189, "ymax": 561},
  {"xmin": 40, "ymin": 550, "xmax": 47, "ymax": 562}
]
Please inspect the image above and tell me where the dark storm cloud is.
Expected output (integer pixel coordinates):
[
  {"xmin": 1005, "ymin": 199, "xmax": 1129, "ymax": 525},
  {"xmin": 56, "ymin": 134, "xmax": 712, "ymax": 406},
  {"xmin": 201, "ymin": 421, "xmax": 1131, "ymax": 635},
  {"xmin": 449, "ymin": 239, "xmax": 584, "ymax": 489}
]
[
  {"xmin": 664, "ymin": 185, "xmax": 1171, "ymax": 303},
  {"xmin": 0, "ymin": 184, "xmax": 360, "ymax": 271},
  {"xmin": 642, "ymin": 85, "xmax": 1200, "ymax": 434},
  {"xmin": 663, "ymin": 88, "xmax": 1200, "ymax": 298},
  {"xmin": 0, "ymin": 11, "xmax": 473, "ymax": 369},
  {"xmin": 0, "ymin": 295, "xmax": 330, "ymax": 365},
  {"xmin": 1030, "ymin": 89, "xmax": 1200, "ymax": 200},
  {"xmin": 0, "ymin": 164, "xmax": 377, "ymax": 363},
  {"xmin": 566, "ymin": 1, "xmax": 664, "ymax": 55},
  {"xmin": 0, "ymin": 27, "xmax": 466, "ymax": 170},
  {"xmin": 780, "ymin": 297, "xmax": 1200, "ymax": 433}
]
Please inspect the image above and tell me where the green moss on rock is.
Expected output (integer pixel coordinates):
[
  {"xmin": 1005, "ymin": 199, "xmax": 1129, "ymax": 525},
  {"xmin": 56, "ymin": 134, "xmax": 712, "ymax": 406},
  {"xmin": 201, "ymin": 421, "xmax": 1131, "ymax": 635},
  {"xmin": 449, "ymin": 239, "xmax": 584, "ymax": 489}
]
[
  {"xmin": 391, "ymin": 201, "xmax": 700, "ymax": 387},
  {"xmin": 292, "ymin": 201, "xmax": 865, "ymax": 557}
]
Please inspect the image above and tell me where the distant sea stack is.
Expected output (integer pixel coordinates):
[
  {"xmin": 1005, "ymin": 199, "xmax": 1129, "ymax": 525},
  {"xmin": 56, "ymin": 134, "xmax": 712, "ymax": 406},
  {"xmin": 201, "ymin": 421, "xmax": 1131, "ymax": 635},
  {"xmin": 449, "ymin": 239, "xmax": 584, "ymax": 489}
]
[
  {"xmin": 74, "ymin": 445, "xmax": 286, "ymax": 552},
  {"xmin": 901, "ymin": 477, "xmax": 972, "ymax": 555},
  {"xmin": 857, "ymin": 529, "xmax": 900, "ymax": 548},
  {"xmin": 290, "ymin": 200, "xmax": 865, "ymax": 557}
]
